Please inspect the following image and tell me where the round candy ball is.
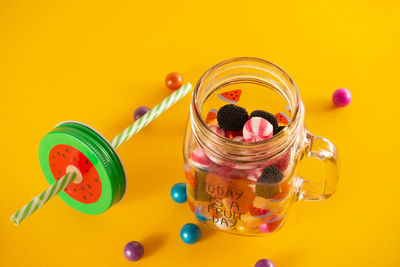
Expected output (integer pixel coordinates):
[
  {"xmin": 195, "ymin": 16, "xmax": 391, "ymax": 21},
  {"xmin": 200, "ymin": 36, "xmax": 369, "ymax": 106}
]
[
  {"xmin": 332, "ymin": 88, "xmax": 352, "ymax": 107},
  {"xmin": 180, "ymin": 223, "xmax": 201, "ymax": 244},
  {"xmin": 165, "ymin": 72, "xmax": 183, "ymax": 90},
  {"xmin": 124, "ymin": 241, "xmax": 144, "ymax": 261},
  {"xmin": 243, "ymin": 117, "xmax": 273, "ymax": 142},
  {"xmin": 254, "ymin": 259, "xmax": 275, "ymax": 267},
  {"xmin": 170, "ymin": 183, "xmax": 187, "ymax": 203},
  {"xmin": 134, "ymin": 106, "xmax": 150, "ymax": 121}
]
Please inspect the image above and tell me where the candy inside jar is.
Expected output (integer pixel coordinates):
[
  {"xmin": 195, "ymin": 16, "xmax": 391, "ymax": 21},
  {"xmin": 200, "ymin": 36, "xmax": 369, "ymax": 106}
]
[
  {"xmin": 183, "ymin": 59, "xmax": 299, "ymax": 235},
  {"xmin": 184, "ymin": 138, "xmax": 293, "ymax": 235}
]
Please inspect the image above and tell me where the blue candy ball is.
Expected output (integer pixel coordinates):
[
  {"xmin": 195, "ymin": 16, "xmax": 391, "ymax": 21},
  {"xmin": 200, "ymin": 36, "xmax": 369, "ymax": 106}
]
[
  {"xmin": 170, "ymin": 183, "xmax": 187, "ymax": 203},
  {"xmin": 180, "ymin": 223, "xmax": 201, "ymax": 244}
]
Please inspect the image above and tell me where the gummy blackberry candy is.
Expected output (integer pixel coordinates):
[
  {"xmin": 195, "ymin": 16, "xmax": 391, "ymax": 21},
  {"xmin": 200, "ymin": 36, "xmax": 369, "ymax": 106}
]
[
  {"xmin": 255, "ymin": 165, "xmax": 283, "ymax": 198},
  {"xmin": 250, "ymin": 110, "xmax": 279, "ymax": 134},
  {"xmin": 217, "ymin": 104, "xmax": 249, "ymax": 131},
  {"xmin": 255, "ymin": 184, "xmax": 279, "ymax": 199},
  {"xmin": 259, "ymin": 165, "xmax": 284, "ymax": 183}
]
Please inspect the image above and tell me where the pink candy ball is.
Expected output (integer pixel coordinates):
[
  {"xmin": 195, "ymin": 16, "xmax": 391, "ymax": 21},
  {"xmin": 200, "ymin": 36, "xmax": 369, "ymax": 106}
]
[
  {"xmin": 259, "ymin": 215, "xmax": 284, "ymax": 233},
  {"xmin": 243, "ymin": 117, "xmax": 273, "ymax": 142},
  {"xmin": 259, "ymin": 223, "xmax": 271, "ymax": 233},
  {"xmin": 332, "ymin": 88, "xmax": 352, "ymax": 107}
]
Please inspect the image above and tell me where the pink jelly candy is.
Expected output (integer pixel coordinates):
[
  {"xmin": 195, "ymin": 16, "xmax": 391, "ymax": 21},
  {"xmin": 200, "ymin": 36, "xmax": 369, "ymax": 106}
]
[
  {"xmin": 209, "ymin": 125, "xmax": 230, "ymax": 138},
  {"xmin": 247, "ymin": 168, "xmax": 263, "ymax": 182},
  {"xmin": 272, "ymin": 150, "xmax": 290, "ymax": 171},
  {"xmin": 233, "ymin": 136, "xmax": 245, "ymax": 142},
  {"xmin": 208, "ymin": 163, "xmax": 245, "ymax": 180},
  {"xmin": 190, "ymin": 146, "xmax": 212, "ymax": 168},
  {"xmin": 243, "ymin": 117, "xmax": 273, "ymax": 142}
]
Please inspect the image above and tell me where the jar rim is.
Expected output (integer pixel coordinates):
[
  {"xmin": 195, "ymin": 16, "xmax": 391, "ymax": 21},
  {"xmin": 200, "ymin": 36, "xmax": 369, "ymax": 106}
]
[{"xmin": 191, "ymin": 57, "xmax": 304, "ymax": 164}]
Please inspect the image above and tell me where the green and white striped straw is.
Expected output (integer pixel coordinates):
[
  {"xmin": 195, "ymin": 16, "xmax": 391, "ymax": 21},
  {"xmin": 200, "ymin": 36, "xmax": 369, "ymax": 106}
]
[
  {"xmin": 10, "ymin": 171, "xmax": 77, "ymax": 225},
  {"xmin": 111, "ymin": 83, "xmax": 192, "ymax": 149},
  {"xmin": 11, "ymin": 83, "xmax": 192, "ymax": 225}
]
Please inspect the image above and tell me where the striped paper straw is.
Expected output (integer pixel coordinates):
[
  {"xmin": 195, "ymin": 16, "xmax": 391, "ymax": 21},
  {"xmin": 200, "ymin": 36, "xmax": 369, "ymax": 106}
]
[
  {"xmin": 111, "ymin": 83, "xmax": 192, "ymax": 149},
  {"xmin": 10, "ymin": 171, "xmax": 77, "ymax": 225},
  {"xmin": 11, "ymin": 83, "xmax": 192, "ymax": 225}
]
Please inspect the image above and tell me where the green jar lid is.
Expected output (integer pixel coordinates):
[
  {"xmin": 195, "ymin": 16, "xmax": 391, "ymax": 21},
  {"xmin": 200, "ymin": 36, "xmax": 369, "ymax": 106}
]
[{"xmin": 38, "ymin": 121, "xmax": 126, "ymax": 215}]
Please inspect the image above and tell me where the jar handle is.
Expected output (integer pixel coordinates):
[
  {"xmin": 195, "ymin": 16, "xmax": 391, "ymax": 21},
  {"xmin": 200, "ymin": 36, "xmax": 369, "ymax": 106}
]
[{"xmin": 296, "ymin": 131, "xmax": 339, "ymax": 201}]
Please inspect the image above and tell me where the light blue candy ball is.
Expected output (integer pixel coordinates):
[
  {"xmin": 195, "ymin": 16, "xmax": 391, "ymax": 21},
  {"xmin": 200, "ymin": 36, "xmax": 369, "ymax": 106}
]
[
  {"xmin": 196, "ymin": 213, "xmax": 210, "ymax": 222},
  {"xmin": 170, "ymin": 183, "xmax": 187, "ymax": 203},
  {"xmin": 180, "ymin": 223, "xmax": 201, "ymax": 244}
]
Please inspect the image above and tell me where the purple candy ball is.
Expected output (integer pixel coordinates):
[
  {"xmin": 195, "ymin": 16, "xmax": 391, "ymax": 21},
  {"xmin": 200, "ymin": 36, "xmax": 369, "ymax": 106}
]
[
  {"xmin": 134, "ymin": 106, "xmax": 150, "ymax": 121},
  {"xmin": 124, "ymin": 241, "xmax": 144, "ymax": 261},
  {"xmin": 255, "ymin": 259, "xmax": 275, "ymax": 267},
  {"xmin": 332, "ymin": 88, "xmax": 352, "ymax": 107}
]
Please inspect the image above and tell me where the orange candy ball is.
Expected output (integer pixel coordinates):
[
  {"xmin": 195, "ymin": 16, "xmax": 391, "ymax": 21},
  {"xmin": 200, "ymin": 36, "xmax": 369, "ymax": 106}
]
[{"xmin": 165, "ymin": 72, "xmax": 183, "ymax": 90}]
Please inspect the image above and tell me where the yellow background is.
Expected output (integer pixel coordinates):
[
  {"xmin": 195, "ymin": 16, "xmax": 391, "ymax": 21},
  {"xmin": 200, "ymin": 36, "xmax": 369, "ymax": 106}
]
[{"xmin": 1, "ymin": 1, "xmax": 399, "ymax": 266}]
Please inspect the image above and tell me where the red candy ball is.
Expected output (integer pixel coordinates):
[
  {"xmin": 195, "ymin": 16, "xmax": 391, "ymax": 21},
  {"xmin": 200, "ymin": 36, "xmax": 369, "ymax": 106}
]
[{"xmin": 165, "ymin": 72, "xmax": 183, "ymax": 90}]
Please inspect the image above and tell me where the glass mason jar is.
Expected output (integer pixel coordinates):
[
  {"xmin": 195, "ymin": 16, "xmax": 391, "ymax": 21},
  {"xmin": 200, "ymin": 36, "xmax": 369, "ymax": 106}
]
[{"xmin": 183, "ymin": 57, "xmax": 339, "ymax": 236}]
